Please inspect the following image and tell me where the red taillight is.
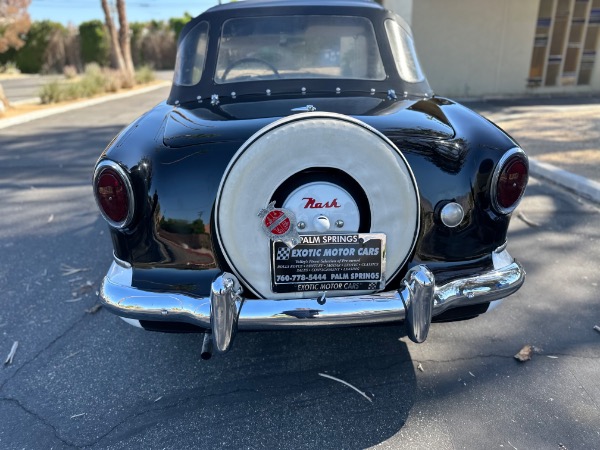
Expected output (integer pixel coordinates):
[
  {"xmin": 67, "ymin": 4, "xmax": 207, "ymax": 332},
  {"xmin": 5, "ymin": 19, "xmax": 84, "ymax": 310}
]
[
  {"xmin": 94, "ymin": 163, "xmax": 133, "ymax": 228},
  {"xmin": 493, "ymin": 149, "xmax": 528, "ymax": 214}
]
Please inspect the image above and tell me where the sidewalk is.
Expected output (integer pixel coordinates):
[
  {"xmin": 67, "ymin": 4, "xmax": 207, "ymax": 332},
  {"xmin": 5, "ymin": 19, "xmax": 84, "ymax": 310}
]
[{"xmin": 469, "ymin": 95, "xmax": 600, "ymax": 203}]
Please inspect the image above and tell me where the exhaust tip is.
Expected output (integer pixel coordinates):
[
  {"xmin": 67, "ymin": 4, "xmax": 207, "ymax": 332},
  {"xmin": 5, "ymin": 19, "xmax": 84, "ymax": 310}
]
[{"xmin": 201, "ymin": 333, "xmax": 213, "ymax": 360}]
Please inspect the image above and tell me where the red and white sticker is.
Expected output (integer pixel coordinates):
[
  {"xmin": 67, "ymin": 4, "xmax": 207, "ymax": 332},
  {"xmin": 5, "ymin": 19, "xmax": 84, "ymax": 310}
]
[{"xmin": 258, "ymin": 202, "xmax": 300, "ymax": 248}]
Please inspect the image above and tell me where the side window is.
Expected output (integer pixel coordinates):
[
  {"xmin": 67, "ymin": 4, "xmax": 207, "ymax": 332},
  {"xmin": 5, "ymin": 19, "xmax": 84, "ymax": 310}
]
[
  {"xmin": 385, "ymin": 19, "xmax": 425, "ymax": 83},
  {"xmin": 173, "ymin": 21, "xmax": 209, "ymax": 86}
]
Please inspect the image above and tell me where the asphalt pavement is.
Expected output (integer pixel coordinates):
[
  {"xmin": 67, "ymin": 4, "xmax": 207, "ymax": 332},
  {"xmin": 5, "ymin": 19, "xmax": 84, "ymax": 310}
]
[
  {"xmin": 0, "ymin": 86, "xmax": 598, "ymax": 448},
  {"xmin": 469, "ymin": 95, "xmax": 600, "ymax": 203}
]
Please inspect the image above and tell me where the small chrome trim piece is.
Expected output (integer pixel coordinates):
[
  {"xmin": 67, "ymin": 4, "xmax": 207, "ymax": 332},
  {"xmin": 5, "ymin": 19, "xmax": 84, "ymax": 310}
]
[
  {"xmin": 211, "ymin": 94, "xmax": 219, "ymax": 106},
  {"xmin": 291, "ymin": 105, "xmax": 317, "ymax": 112},
  {"xmin": 387, "ymin": 89, "xmax": 397, "ymax": 100},
  {"xmin": 491, "ymin": 147, "xmax": 528, "ymax": 215},
  {"xmin": 93, "ymin": 160, "xmax": 135, "ymax": 229},
  {"xmin": 100, "ymin": 251, "xmax": 525, "ymax": 345}
]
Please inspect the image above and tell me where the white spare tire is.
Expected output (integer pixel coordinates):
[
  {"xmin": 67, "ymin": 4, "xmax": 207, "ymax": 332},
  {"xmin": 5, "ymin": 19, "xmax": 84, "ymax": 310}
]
[{"xmin": 215, "ymin": 112, "xmax": 420, "ymax": 299}]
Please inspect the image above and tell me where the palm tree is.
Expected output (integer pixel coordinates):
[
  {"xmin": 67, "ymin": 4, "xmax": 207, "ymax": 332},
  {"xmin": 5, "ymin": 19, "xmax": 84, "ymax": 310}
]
[{"xmin": 100, "ymin": 0, "xmax": 134, "ymax": 80}]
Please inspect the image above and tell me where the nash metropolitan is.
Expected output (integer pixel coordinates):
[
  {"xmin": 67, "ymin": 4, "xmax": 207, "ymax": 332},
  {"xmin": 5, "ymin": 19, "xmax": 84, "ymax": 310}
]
[{"xmin": 94, "ymin": 0, "xmax": 528, "ymax": 359}]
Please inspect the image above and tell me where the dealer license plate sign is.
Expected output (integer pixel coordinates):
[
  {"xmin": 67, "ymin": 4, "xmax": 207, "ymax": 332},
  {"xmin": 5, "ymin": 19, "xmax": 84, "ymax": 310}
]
[{"xmin": 271, "ymin": 233, "xmax": 386, "ymax": 293}]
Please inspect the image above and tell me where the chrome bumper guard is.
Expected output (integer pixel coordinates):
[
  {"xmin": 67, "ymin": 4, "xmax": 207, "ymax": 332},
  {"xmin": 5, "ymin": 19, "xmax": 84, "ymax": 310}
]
[{"xmin": 100, "ymin": 249, "xmax": 524, "ymax": 353}]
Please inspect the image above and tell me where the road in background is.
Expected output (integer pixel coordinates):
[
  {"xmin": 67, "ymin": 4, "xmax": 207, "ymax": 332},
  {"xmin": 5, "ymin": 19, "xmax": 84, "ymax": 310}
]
[
  {"xmin": 0, "ymin": 71, "xmax": 173, "ymax": 104},
  {"xmin": 0, "ymin": 89, "xmax": 598, "ymax": 448},
  {"xmin": 0, "ymin": 74, "xmax": 62, "ymax": 103}
]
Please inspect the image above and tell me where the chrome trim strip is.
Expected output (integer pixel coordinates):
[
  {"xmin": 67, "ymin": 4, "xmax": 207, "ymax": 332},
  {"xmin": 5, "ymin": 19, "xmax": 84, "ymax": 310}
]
[
  {"xmin": 100, "ymin": 251, "xmax": 525, "ymax": 332},
  {"xmin": 93, "ymin": 160, "xmax": 135, "ymax": 229},
  {"xmin": 490, "ymin": 147, "xmax": 528, "ymax": 215}
]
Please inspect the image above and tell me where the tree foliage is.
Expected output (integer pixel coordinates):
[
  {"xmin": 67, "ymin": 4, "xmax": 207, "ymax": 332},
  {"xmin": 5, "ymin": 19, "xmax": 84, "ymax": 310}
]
[
  {"xmin": 14, "ymin": 20, "xmax": 64, "ymax": 73},
  {"xmin": 169, "ymin": 12, "xmax": 192, "ymax": 42},
  {"xmin": 79, "ymin": 20, "xmax": 110, "ymax": 66},
  {"xmin": 0, "ymin": 0, "xmax": 31, "ymax": 53},
  {"xmin": 1, "ymin": 0, "xmax": 31, "ymax": 113}
]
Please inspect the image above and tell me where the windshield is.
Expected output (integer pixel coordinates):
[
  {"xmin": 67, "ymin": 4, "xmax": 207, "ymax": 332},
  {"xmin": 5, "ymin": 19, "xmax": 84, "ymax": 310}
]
[{"xmin": 215, "ymin": 15, "xmax": 386, "ymax": 84}]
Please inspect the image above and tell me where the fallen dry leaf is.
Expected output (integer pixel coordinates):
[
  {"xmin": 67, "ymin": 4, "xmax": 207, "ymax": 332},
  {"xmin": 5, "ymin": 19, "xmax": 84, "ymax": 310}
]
[
  {"xmin": 514, "ymin": 344, "xmax": 534, "ymax": 362},
  {"xmin": 4, "ymin": 341, "xmax": 18, "ymax": 365},
  {"xmin": 77, "ymin": 281, "xmax": 95, "ymax": 295},
  {"xmin": 86, "ymin": 304, "xmax": 102, "ymax": 314}
]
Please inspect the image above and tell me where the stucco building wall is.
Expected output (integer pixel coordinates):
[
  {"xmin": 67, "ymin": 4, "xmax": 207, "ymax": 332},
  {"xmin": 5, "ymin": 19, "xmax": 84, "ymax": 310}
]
[{"xmin": 386, "ymin": 0, "xmax": 600, "ymax": 97}]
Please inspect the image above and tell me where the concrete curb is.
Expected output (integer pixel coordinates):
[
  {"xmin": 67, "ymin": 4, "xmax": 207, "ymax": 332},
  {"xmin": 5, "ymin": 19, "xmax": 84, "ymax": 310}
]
[
  {"xmin": 0, "ymin": 82, "xmax": 169, "ymax": 131},
  {"xmin": 529, "ymin": 159, "xmax": 600, "ymax": 204}
]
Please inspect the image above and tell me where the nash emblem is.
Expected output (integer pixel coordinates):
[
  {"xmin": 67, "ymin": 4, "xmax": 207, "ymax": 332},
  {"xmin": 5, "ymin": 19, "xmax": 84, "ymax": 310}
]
[{"xmin": 258, "ymin": 201, "xmax": 301, "ymax": 248}]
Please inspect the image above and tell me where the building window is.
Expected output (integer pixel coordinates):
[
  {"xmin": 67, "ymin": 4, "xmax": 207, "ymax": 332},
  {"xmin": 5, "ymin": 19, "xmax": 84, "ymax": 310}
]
[{"xmin": 528, "ymin": 0, "xmax": 600, "ymax": 87}]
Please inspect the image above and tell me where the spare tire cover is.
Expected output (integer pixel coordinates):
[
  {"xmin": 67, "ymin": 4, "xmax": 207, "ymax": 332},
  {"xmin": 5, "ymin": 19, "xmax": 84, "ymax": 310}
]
[{"xmin": 215, "ymin": 112, "xmax": 419, "ymax": 299}]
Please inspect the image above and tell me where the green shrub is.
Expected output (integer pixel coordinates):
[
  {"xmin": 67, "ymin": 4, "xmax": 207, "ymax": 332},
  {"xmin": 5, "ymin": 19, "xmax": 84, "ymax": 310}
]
[
  {"xmin": 135, "ymin": 65, "xmax": 155, "ymax": 84},
  {"xmin": 39, "ymin": 81, "xmax": 65, "ymax": 104},
  {"xmin": 16, "ymin": 21, "xmax": 66, "ymax": 73},
  {"xmin": 79, "ymin": 20, "xmax": 110, "ymax": 67},
  {"xmin": 39, "ymin": 65, "xmax": 142, "ymax": 104},
  {"xmin": 63, "ymin": 65, "xmax": 78, "ymax": 79},
  {"xmin": 0, "ymin": 62, "xmax": 20, "ymax": 75}
]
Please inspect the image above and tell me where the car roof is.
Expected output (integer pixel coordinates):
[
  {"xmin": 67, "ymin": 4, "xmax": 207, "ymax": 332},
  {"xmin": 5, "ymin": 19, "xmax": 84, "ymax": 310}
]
[{"xmin": 206, "ymin": 0, "xmax": 384, "ymax": 13}]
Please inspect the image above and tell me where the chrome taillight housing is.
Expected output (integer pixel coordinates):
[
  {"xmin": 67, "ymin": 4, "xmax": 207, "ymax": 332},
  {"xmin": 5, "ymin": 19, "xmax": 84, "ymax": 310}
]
[
  {"xmin": 491, "ymin": 147, "xmax": 529, "ymax": 215},
  {"xmin": 93, "ymin": 161, "xmax": 134, "ymax": 228}
]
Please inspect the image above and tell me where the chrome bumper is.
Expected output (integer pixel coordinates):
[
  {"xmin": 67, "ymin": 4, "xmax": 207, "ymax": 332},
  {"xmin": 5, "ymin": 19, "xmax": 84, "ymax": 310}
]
[{"xmin": 100, "ymin": 249, "xmax": 524, "ymax": 352}]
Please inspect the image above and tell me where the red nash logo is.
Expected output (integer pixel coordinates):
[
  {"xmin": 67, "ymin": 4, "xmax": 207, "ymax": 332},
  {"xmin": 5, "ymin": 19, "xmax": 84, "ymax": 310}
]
[
  {"xmin": 302, "ymin": 197, "xmax": 341, "ymax": 209},
  {"xmin": 258, "ymin": 202, "xmax": 300, "ymax": 247},
  {"xmin": 263, "ymin": 209, "xmax": 291, "ymax": 236}
]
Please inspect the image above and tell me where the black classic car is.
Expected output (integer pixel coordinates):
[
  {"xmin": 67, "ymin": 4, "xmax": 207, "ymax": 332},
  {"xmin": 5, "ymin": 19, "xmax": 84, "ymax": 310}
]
[{"xmin": 94, "ymin": 0, "xmax": 528, "ymax": 358}]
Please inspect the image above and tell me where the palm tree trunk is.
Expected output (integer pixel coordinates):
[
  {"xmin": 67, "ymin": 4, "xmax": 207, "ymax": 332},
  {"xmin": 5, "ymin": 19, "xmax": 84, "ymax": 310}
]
[
  {"xmin": 116, "ymin": 0, "xmax": 135, "ymax": 77},
  {"xmin": 100, "ymin": 0, "xmax": 126, "ymax": 72}
]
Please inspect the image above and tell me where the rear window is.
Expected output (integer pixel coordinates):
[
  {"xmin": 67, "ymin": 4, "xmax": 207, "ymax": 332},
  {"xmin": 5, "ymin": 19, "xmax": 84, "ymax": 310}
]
[
  {"xmin": 384, "ymin": 18, "xmax": 425, "ymax": 83},
  {"xmin": 173, "ymin": 21, "xmax": 209, "ymax": 86},
  {"xmin": 215, "ymin": 15, "xmax": 386, "ymax": 84}
]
